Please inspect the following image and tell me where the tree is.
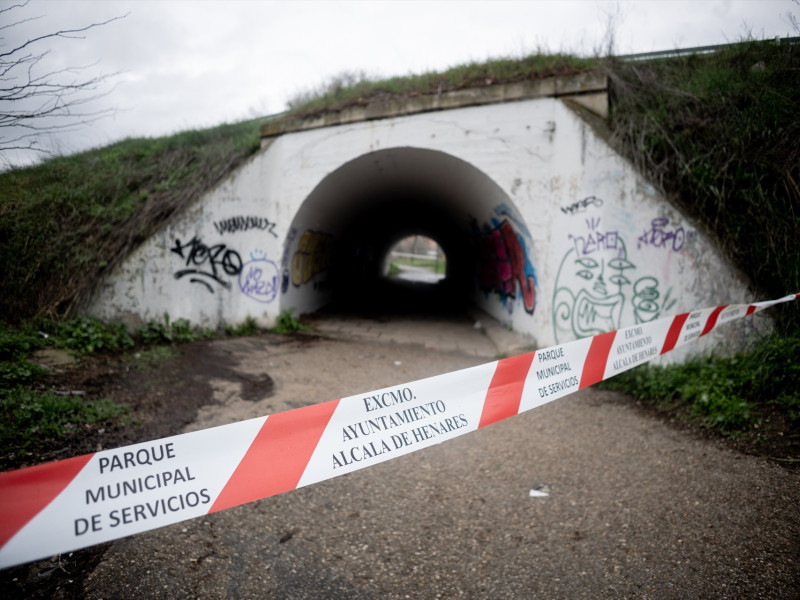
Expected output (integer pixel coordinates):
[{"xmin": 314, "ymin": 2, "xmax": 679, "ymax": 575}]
[{"xmin": 0, "ymin": 1, "xmax": 126, "ymax": 164}]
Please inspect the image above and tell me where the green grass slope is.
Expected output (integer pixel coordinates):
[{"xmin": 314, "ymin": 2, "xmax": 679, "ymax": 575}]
[
  {"xmin": 0, "ymin": 120, "xmax": 261, "ymax": 323},
  {"xmin": 607, "ymin": 40, "xmax": 799, "ymax": 332}
]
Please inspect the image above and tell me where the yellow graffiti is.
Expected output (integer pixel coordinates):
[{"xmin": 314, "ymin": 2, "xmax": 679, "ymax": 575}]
[{"xmin": 291, "ymin": 230, "xmax": 333, "ymax": 287}]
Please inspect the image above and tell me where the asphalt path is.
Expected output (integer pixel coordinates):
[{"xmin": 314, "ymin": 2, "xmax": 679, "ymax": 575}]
[
  {"xmin": 393, "ymin": 265, "xmax": 446, "ymax": 284},
  {"xmin": 80, "ymin": 319, "xmax": 798, "ymax": 599}
]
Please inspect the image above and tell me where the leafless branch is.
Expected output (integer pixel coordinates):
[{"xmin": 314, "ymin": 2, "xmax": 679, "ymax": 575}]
[{"xmin": 0, "ymin": 0, "xmax": 126, "ymax": 161}]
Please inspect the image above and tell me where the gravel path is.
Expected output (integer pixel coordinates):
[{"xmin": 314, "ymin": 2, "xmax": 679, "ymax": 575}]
[{"xmin": 78, "ymin": 327, "xmax": 798, "ymax": 599}]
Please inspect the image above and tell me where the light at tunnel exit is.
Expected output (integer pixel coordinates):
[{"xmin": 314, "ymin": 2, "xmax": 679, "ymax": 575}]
[{"xmin": 384, "ymin": 235, "xmax": 447, "ymax": 285}]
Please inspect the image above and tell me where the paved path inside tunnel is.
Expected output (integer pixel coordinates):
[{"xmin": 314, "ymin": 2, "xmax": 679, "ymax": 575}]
[
  {"xmin": 392, "ymin": 264, "xmax": 446, "ymax": 285},
  {"xmin": 81, "ymin": 312, "xmax": 798, "ymax": 599}
]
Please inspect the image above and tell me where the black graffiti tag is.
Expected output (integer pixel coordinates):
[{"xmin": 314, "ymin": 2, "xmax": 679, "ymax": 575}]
[
  {"xmin": 560, "ymin": 195, "xmax": 604, "ymax": 215},
  {"xmin": 171, "ymin": 236, "xmax": 242, "ymax": 293},
  {"xmin": 213, "ymin": 215, "xmax": 278, "ymax": 238}
]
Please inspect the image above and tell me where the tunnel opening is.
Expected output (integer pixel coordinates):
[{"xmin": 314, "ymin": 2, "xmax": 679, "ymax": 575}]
[
  {"xmin": 326, "ymin": 183, "xmax": 474, "ymax": 316},
  {"xmin": 383, "ymin": 234, "xmax": 446, "ymax": 284},
  {"xmin": 281, "ymin": 147, "xmax": 537, "ymax": 324}
]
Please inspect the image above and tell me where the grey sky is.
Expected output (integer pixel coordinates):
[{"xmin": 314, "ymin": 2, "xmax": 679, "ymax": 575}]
[{"xmin": 2, "ymin": 0, "xmax": 797, "ymax": 166}]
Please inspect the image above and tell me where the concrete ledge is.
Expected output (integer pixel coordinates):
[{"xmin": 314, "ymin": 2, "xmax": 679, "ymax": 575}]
[{"xmin": 260, "ymin": 71, "xmax": 608, "ymax": 139}]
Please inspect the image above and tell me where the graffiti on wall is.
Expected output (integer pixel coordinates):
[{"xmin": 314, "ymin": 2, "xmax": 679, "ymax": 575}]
[
  {"xmin": 171, "ymin": 236, "xmax": 242, "ymax": 294},
  {"xmin": 474, "ymin": 214, "xmax": 537, "ymax": 315},
  {"xmin": 560, "ymin": 195, "xmax": 604, "ymax": 216},
  {"xmin": 214, "ymin": 215, "xmax": 278, "ymax": 238},
  {"xmin": 568, "ymin": 217, "xmax": 619, "ymax": 256},
  {"xmin": 637, "ymin": 217, "xmax": 693, "ymax": 251},
  {"xmin": 291, "ymin": 230, "xmax": 333, "ymax": 289},
  {"xmin": 552, "ymin": 217, "xmax": 677, "ymax": 343},
  {"xmin": 238, "ymin": 250, "xmax": 279, "ymax": 304},
  {"xmin": 171, "ymin": 235, "xmax": 280, "ymax": 303}
]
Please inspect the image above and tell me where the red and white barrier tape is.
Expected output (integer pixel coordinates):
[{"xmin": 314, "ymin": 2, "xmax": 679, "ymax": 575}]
[{"xmin": 0, "ymin": 294, "xmax": 797, "ymax": 569}]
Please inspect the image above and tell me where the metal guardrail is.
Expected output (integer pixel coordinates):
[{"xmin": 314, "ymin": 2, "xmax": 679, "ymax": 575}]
[{"xmin": 617, "ymin": 36, "xmax": 800, "ymax": 62}]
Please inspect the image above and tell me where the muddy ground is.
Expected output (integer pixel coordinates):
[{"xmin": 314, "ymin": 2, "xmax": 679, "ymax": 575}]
[{"xmin": 1, "ymin": 328, "xmax": 798, "ymax": 599}]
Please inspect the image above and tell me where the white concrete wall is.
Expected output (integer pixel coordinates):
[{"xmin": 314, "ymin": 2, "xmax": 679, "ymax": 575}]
[{"xmin": 87, "ymin": 97, "xmax": 765, "ymax": 356}]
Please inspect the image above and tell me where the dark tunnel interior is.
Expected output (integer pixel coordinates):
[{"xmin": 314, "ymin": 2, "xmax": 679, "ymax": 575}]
[{"xmin": 326, "ymin": 184, "xmax": 477, "ymax": 316}]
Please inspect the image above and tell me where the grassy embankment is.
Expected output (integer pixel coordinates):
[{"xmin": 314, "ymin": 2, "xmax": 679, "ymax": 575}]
[{"xmin": 0, "ymin": 43, "xmax": 798, "ymax": 459}]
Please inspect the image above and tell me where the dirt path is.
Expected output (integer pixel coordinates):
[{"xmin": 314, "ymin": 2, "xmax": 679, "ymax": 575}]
[{"xmin": 3, "ymin": 318, "xmax": 799, "ymax": 599}]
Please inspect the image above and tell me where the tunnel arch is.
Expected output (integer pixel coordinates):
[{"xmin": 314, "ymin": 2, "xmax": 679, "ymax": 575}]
[{"xmin": 280, "ymin": 147, "xmax": 538, "ymax": 319}]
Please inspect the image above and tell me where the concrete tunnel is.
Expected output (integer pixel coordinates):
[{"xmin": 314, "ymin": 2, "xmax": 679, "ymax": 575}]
[
  {"xmin": 86, "ymin": 77, "xmax": 759, "ymax": 357},
  {"xmin": 281, "ymin": 147, "xmax": 527, "ymax": 317}
]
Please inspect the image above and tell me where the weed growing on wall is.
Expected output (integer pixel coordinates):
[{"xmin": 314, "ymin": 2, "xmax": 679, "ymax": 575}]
[
  {"xmin": 225, "ymin": 316, "xmax": 260, "ymax": 337},
  {"xmin": 55, "ymin": 316, "xmax": 134, "ymax": 354},
  {"xmin": 136, "ymin": 313, "xmax": 214, "ymax": 345},
  {"xmin": 272, "ymin": 309, "xmax": 311, "ymax": 335}
]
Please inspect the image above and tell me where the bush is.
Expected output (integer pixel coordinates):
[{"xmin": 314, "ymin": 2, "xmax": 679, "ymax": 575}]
[
  {"xmin": 272, "ymin": 309, "xmax": 311, "ymax": 335},
  {"xmin": 57, "ymin": 316, "xmax": 134, "ymax": 353}
]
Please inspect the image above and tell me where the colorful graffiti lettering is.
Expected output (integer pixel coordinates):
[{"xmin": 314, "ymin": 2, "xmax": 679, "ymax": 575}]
[
  {"xmin": 291, "ymin": 230, "xmax": 333, "ymax": 288},
  {"xmin": 477, "ymin": 219, "xmax": 536, "ymax": 314},
  {"xmin": 171, "ymin": 236, "xmax": 242, "ymax": 294},
  {"xmin": 553, "ymin": 218, "xmax": 676, "ymax": 343},
  {"xmin": 213, "ymin": 215, "xmax": 278, "ymax": 238},
  {"xmin": 637, "ymin": 217, "xmax": 693, "ymax": 251},
  {"xmin": 239, "ymin": 251, "xmax": 279, "ymax": 304}
]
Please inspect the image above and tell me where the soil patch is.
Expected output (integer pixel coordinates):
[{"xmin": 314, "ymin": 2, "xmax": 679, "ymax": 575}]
[{"xmin": 4, "ymin": 338, "xmax": 278, "ymax": 472}]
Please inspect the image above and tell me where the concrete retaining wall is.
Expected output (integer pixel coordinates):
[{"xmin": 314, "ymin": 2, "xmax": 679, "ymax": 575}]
[{"xmin": 87, "ymin": 82, "xmax": 766, "ymax": 359}]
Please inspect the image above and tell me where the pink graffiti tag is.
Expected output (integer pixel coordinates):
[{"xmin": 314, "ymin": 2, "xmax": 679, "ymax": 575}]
[{"xmin": 479, "ymin": 221, "xmax": 536, "ymax": 314}]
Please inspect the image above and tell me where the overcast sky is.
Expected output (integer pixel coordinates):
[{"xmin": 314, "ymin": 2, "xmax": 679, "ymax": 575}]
[{"xmin": 2, "ymin": 0, "xmax": 797, "ymax": 166}]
